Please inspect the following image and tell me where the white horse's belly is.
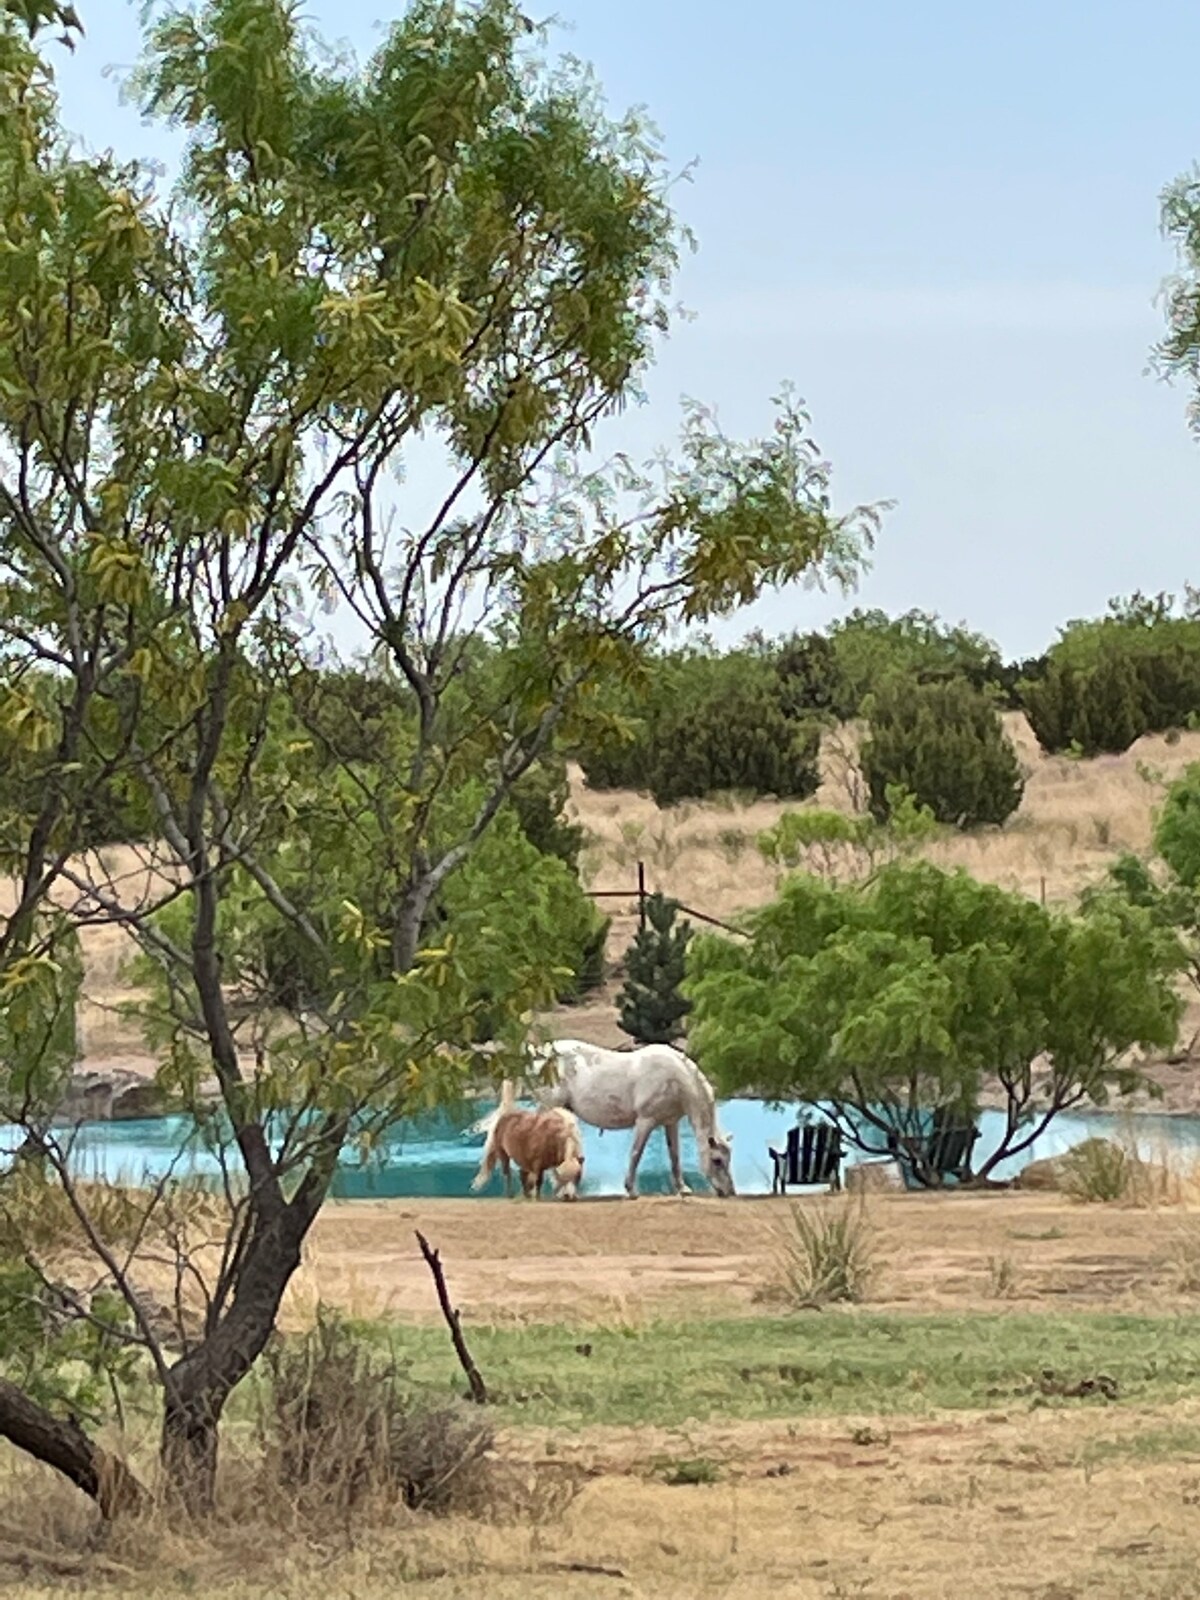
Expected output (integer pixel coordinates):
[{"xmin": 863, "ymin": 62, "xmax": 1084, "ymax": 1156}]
[{"xmin": 596, "ymin": 1094, "xmax": 636, "ymax": 1129}]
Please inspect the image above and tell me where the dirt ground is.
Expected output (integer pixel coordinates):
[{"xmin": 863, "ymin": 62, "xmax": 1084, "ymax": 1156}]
[
  {"xmin": 276, "ymin": 1192, "xmax": 1200, "ymax": 1598},
  {"xmin": 11, "ymin": 1398, "xmax": 1200, "ymax": 1598},
  {"xmin": 397, "ymin": 1402, "xmax": 1200, "ymax": 1600},
  {"xmin": 290, "ymin": 1189, "xmax": 1200, "ymax": 1327}
]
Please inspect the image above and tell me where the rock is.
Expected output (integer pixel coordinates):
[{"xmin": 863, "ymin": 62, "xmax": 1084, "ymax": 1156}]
[
  {"xmin": 844, "ymin": 1159, "xmax": 905, "ymax": 1193},
  {"xmin": 52, "ymin": 1068, "xmax": 174, "ymax": 1125},
  {"xmin": 1013, "ymin": 1154, "xmax": 1068, "ymax": 1191},
  {"xmin": 54, "ymin": 1070, "xmax": 129, "ymax": 1124},
  {"xmin": 110, "ymin": 1080, "xmax": 170, "ymax": 1121}
]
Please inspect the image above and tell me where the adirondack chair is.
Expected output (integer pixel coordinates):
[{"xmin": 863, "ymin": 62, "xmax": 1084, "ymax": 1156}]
[
  {"xmin": 768, "ymin": 1121, "xmax": 843, "ymax": 1194},
  {"xmin": 889, "ymin": 1108, "xmax": 980, "ymax": 1188}
]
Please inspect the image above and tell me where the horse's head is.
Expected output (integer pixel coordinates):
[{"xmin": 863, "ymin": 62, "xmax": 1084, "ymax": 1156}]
[
  {"xmin": 551, "ymin": 1110, "xmax": 585, "ymax": 1201},
  {"xmin": 555, "ymin": 1151, "xmax": 584, "ymax": 1201},
  {"xmin": 704, "ymin": 1132, "xmax": 736, "ymax": 1198}
]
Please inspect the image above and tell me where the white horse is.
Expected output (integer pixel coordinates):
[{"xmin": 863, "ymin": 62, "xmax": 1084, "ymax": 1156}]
[{"xmin": 471, "ymin": 1039, "xmax": 735, "ymax": 1200}]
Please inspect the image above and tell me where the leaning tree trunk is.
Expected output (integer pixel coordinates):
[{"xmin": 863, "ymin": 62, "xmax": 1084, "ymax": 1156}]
[
  {"xmin": 160, "ymin": 1202, "xmax": 309, "ymax": 1514},
  {"xmin": 0, "ymin": 1377, "xmax": 145, "ymax": 1519}
]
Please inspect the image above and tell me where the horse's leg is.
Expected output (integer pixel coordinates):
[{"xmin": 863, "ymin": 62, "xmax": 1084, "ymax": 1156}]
[
  {"xmin": 500, "ymin": 1152, "xmax": 513, "ymax": 1198},
  {"xmin": 665, "ymin": 1120, "xmax": 692, "ymax": 1197},
  {"xmin": 624, "ymin": 1118, "xmax": 656, "ymax": 1199}
]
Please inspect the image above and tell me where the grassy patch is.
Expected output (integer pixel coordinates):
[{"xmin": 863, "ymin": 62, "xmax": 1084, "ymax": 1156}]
[
  {"xmin": 336, "ymin": 1311, "xmax": 1200, "ymax": 1429},
  {"xmin": 1078, "ymin": 1422, "xmax": 1200, "ymax": 1466}
]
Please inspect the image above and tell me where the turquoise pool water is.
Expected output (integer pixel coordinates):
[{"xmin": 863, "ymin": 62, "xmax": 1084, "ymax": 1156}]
[{"xmin": 5, "ymin": 1100, "xmax": 1198, "ymax": 1198}]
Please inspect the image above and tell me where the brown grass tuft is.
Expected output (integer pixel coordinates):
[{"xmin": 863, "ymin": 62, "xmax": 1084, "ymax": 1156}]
[{"xmin": 262, "ymin": 1307, "xmax": 584, "ymax": 1526}]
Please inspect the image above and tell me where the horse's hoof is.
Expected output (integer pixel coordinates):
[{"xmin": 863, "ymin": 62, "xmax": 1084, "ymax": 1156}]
[
  {"xmin": 624, "ymin": 1190, "xmax": 640, "ymax": 1201},
  {"xmin": 676, "ymin": 1185, "xmax": 693, "ymax": 1198}
]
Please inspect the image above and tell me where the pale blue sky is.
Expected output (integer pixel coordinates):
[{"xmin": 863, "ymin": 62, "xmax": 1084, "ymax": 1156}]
[{"xmin": 48, "ymin": 0, "xmax": 1200, "ymax": 658}]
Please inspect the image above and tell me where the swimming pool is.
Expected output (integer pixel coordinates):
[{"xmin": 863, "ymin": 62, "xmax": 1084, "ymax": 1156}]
[{"xmin": 6, "ymin": 1099, "xmax": 1196, "ymax": 1198}]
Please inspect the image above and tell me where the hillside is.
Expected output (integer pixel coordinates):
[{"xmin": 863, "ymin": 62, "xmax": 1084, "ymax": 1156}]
[
  {"xmin": 549, "ymin": 712, "xmax": 1200, "ymax": 1086},
  {"xmin": 10, "ymin": 712, "xmax": 1200, "ymax": 1103}
]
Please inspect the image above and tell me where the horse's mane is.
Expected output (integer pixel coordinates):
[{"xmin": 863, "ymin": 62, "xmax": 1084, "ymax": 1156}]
[
  {"xmin": 546, "ymin": 1105, "xmax": 583, "ymax": 1166},
  {"xmin": 670, "ymin": 1048, "xmax": 718, "ymax": 1132}
]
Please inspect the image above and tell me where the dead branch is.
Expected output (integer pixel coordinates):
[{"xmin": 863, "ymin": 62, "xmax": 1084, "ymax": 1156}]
[{"xmin": 414, "ymin": 1230, "xmax": 487, "ymax": 1405}]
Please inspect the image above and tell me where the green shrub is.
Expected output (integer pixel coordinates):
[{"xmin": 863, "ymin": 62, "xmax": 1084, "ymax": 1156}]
[
  {"xmin": 1021, "ymin": 646, "xmax": 1146, "ymax": 756},
  {"xmin": 860, "ymin": 677, "xmax": 1024, "ymax": 828},
  {"xmin": 817, "ymin": 609, "xmax": 1005, "ymax": 720},
  {"xmin": 576, "ymin": 648, "xmax": 821, "ymax": 805},
  {"xmin": 646, "ymin": 677, "xmax": 820, "ymax": 806},
  {"xmin": 1060, "ymin": 1139, "xmax": 1130, "ymax": 1203},
  {"xmin": 1021, "ymin": 597, "xmax": 1200, "ymax": 755},
  {"xmin": 774, "ymin": 631, "xmax": 841, "ymax": 717},
  {"xmin": 507, "ymin": 757, "xmax": 585, "ymax": 871},
  {"xmin": 257, "ymin": 804, "xmax": 608, "ymax": 1030}
]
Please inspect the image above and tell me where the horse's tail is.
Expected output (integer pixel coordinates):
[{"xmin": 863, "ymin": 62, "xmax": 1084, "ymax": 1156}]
[
  {"xmin": 470, "ymin": 1127, "xmax": 497, "ymax": 1191},
  {"xmin": 467, "ymin": 1076, "xmax": 518, "ymax": 1140},
  {"xmin": 471, "ymin": 1081, "xmax": 520, "ymax": 1191}
]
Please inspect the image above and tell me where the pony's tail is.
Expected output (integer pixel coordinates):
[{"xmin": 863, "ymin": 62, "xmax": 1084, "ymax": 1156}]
[
  {"xmin": 470, "ymin": 1138, "xmax": 495, "ymax": 1192},
  {"xmin": 467, "ymin": 1076, "xmax": 518, "ymax": 1140},
  {"xmin": 471, "ymin": 1081, "xmax": 518, "ymax": 1191}
]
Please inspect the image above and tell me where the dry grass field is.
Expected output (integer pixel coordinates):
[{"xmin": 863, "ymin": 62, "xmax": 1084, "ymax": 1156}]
[
  {"xmin": 11, "ymin": 1192, "xmax": 1200, "ymax": 1598},
  {"xmin": 292, "ymin": 1187, "xmax": 1200, "ymax": 1325}
]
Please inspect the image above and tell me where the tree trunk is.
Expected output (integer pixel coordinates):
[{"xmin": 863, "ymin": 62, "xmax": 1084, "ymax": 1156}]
[
  {"xmin": 159, "ymin": 1202, "xmax": 308, "ymax": 1513},
  {"xmin": 160, "ymin": 1389, "xmax": 222, "ymax": 1515},
  {"xmin": 0, "ymin": 1377, "xmax": 145, "ymax": 1519}
]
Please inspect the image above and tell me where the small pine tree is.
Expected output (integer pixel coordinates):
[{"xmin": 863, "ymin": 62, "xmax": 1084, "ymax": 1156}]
[{"xmin": 618, "ymin": 892, "xmax": 693, "ymax": 1044}]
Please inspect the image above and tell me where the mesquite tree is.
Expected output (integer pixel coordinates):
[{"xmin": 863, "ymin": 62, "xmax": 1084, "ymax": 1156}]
[
  {"xmin": 0, "ymin": 0, "xmax": 880, "ymax": 1511},
  {"xmin": 687, "ymin": 860, "xmax": 1182, "ymax": 1181}
]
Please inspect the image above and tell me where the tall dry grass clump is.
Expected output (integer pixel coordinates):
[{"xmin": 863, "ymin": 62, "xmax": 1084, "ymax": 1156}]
[
  {"xmin": 0, "ymin": 1161, "xmax": 226, "ymax": 1262},
  {"xmin": 0, "ymin": 1306, "xmax": 585, "ymax": 1594},
  {"xmin": 1058, "ymin": 1126, "xmax": 1200, "ymax": 1208},
  {"xmin": 263, "ymin": 1308, "xmax": 494, "ymax": 1517},
  {"xmin": 260, "ymin": 1308, "xmax": 583, "ymax": 1526},
  {"xmin": 0, "ymin": 1165, "xmax": 146, "ymax": 1259},
  {"xmin": 1165, "ymin": 1223, "xmax": 1200, "ymax": 1293},
  {"xmin": 764, "ymin": 1198, "xmax": 879, "ymax": 1307},
  {"xmin": 1059, "ymin": 1139, "xmax": 1132, "ymax": 1203}
]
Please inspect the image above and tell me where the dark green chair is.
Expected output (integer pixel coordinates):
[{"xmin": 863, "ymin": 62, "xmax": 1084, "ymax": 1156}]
[{"xmin": 768, "ymin": 1121, "xmax": 843, "ymax": 1194}]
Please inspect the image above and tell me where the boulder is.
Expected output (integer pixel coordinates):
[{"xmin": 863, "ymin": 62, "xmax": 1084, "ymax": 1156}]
[
  {"xmin": 844, "ymin": 1159, "xmax": 905, "ymax": 1193},
  {"xmin": 54, "ymin": 1070, "xmax": 129, "ymax": 1124},
  {"xmin": 52, "ymin": 1068, "xmax": 171, "ymax": 1125},
  {"xmin": 110, "ymin": 1080, "xmax": 171, "ymax": 1121}
]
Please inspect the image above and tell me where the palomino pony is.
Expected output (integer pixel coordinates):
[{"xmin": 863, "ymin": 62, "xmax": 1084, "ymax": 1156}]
[
  {"xmin": 471, "ymin": 1080, "xmax": 585, "ymax": 1201},
  {"xmin": 473, "ymin": 1040, "xmax": 735, "ymax": 1200}
]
